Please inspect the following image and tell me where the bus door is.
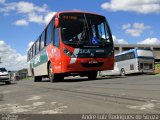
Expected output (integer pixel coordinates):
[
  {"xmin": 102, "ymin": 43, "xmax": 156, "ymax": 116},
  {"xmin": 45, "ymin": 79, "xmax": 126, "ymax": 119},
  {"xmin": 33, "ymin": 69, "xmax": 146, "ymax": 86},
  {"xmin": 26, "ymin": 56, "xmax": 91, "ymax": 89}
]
[
  {"xmin": 46, "ymin": 27, "xmax": 62, "ymax": 74},
  {"xmin": 53, "ymin": 28, "xmax": 62, "ymax": 73}
]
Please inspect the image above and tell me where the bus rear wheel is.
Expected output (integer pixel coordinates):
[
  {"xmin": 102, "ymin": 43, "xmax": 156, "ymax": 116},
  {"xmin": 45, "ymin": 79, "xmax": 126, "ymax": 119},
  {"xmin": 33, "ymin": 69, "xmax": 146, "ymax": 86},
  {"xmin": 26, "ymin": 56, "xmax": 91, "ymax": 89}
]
[
  {"xmin": 32, "ymin": 69, "xmax": 42, "ymax": 82},
  {"xmin": 120, "ymin": 68, "xmax": 125, "ymax": 76},
  {"xmin": 87, "ymin": 71, "xmax": 97, "ymax": 80}
]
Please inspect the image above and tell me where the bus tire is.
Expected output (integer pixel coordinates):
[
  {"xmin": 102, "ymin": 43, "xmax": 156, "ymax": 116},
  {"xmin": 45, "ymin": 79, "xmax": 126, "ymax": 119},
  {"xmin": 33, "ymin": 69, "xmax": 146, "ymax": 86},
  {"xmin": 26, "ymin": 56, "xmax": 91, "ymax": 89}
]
[
  {"xmin": 57, "ymin": 74, "xmax": 64, "ymax": 81},
  {"xmin": 120, "ymin": 68, "xmax": 125, "ymax": 76},
  {"xmin": 87, "ymin": 71, "xmax": 97, "ymax": 80},
  {"xmin": 48, "ymin": 63, "xmax": 57, "ymax": 82},
  {"xmin": 34, "ymin": 76, "xmax": 42, "ymax": 82}
]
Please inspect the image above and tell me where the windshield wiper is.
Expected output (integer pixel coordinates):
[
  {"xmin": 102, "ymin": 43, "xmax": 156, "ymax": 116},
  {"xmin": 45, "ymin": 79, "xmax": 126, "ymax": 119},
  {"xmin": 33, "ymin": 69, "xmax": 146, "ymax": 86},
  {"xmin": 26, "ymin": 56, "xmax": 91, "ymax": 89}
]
[{"xmin": 83, "ymin": 13, "xmax": 92, "ymax": 45}]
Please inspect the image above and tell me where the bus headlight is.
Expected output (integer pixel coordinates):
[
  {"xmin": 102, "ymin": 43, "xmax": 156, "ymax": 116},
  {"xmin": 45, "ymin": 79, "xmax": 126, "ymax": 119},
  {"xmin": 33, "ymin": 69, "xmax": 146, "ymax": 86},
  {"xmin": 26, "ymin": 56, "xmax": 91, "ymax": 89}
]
[{"xmin": 63, "ymin": 48, "xmax": 76, "ymax": 58}]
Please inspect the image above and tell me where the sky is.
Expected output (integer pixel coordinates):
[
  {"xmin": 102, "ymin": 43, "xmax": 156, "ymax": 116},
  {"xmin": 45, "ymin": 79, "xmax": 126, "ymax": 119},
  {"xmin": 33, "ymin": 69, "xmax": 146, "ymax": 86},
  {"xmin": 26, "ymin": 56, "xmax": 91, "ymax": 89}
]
[{"xmin": 0, "ymin": 0, "xmax": 160, "ymax": 70}]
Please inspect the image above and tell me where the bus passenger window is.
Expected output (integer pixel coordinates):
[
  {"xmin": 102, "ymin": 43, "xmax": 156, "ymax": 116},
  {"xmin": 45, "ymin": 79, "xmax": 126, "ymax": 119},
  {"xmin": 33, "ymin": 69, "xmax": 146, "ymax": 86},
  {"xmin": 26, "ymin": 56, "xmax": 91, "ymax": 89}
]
[
  {"xmin": 36, "ymin": 40, "xmax": 39, "ymax": 54},
  {"xmin": 30, "ymin": 47, "xmax": 33, "ymax": 58},
  {"xmin": 41, "ymin": 31, "xmax": 45, "ymax": 49},
  {"xmin": 55, "ymin": 28, "xmax": 60, "ymax": 47},
  {"xmin": 27, "ymin": 51, "xmax": 30, "ymax": 61},
  {"xmin": 33, "ymin": 44, "xmax": 35, "ymax": 57},
  {"xmin": 46, "ymin": 21, "xmax": 54, "ymax": 46}
]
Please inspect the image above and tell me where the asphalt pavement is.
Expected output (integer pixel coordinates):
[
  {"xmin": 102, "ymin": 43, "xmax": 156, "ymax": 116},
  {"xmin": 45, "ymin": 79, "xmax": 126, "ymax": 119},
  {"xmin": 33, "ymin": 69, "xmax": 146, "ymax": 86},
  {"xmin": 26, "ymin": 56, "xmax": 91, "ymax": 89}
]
[{"xmin": 0, "ymin": 74, "xmax": 160, "ymax": 114}]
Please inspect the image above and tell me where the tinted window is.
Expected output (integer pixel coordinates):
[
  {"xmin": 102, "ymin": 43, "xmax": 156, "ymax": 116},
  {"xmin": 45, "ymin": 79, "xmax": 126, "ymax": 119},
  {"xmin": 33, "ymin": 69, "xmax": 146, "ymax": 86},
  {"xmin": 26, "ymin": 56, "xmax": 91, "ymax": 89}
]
[
  {"xmin": 33, "ymin": 44, "xmax": 35, "ymax": 57},
  {"xmin": 35, "ymin": 40, "xmax": 40, "ymax": 54},
  {"xmin": 60, "ymin": 13, "xmax": 113, "ymax": 47},
  {"xmin": 30, "ymin": 47, "xmax": 33, "ymax": 59},
  {"xmin": 116, "ymin": 52, "xmax": 135, "ymax": 62},
  {"xmin": 137, "ymin": 50, "xmax": 153, "ymax": 58},
  {"xmin": 0, "ymin": 68, "xmax": 7, "ymax": 72},
  {"xmin": 55, "ymin": 28, "xmax": 60, "ymax": 47},
  {"xmin": 27, "ymin": 50, "xmax": 30, "ymax": 61},
  {"xmin": 130, "ymin": 52, "xmax": 135, "ymax": 59},
  {"xmin": 46, "ymin": 21, "xmax": 54, "ymax": 45},
  {"xmin": 41, "ymin": 31, "xmax": 46, "ymax": 49}
]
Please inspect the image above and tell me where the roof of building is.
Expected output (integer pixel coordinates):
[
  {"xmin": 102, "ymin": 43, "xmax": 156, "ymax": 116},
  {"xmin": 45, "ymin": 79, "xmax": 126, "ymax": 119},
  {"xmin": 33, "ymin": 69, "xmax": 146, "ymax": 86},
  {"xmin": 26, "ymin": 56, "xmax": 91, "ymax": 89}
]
[{"xmin": 114, "ymin": 44, "xmax": 160, "ymax": 48}]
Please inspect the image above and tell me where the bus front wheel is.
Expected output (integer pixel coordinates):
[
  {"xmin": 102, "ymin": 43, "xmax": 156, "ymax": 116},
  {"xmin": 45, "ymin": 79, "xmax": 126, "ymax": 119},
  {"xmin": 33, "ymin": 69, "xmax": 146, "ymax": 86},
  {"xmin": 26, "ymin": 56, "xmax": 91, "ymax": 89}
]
[
  {"xmin": 48, "ymin": 63, "xmax": 57, "ymax": 82},
  {"xmin": 120, "ymin": 68, "xmax": 125, "ymax": 76}
]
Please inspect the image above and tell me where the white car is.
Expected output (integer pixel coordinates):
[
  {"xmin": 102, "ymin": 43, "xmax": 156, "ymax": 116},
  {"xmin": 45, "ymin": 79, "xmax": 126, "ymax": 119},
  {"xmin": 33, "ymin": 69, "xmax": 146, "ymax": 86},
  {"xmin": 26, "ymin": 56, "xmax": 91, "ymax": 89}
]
[{"xmin": 0, "ymin": 68, "xmax": 11, "ymax": 84}]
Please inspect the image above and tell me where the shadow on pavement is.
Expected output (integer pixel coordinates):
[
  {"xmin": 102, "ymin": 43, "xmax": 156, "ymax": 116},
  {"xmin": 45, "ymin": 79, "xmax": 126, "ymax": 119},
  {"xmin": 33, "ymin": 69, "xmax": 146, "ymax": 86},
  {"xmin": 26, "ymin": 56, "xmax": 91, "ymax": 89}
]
[
  {"xmin": 33, "ymin": 73, "xmax": 154, "ymax": 83},
  {"xmin": 0, "ymin": 82, "xmax": 17, "ymax": 86}
]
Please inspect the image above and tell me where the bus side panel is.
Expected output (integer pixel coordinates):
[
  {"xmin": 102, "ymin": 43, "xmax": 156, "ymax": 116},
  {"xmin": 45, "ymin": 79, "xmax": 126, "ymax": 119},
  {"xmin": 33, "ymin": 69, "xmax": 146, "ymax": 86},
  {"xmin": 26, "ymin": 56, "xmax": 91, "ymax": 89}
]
[
  {"xmin": 46, "ymin": 45, "xmax": 62, "ymax": 74},
  {"xmin": 32, "ymin": 49, "xmax": 49, "ymax": 76},
  {"xmin": 27, "ymin": 61, "xmax": 32, "ymax": 76},
  {"xmin": 135, "ymin": 58, "xmax": 140, "ymax": 73},
  {"xmin": 116, "ymin": 59, "xmax": 138, "ymax": 74},
  {"xmin": 34, "ymin": 62, "xmax": 48, "ymax": 76},
  {"xmin": 130, "ymin": 59, "xmax": 139, "ymax": 74}
]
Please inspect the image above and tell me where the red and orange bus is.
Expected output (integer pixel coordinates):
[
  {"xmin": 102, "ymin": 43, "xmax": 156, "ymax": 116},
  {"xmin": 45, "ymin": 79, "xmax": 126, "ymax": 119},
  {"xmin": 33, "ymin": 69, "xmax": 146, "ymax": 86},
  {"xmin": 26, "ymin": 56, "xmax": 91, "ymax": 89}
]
[{"xmin": 27, "ymin": 11, "xmax": 114, "ymax": 82}]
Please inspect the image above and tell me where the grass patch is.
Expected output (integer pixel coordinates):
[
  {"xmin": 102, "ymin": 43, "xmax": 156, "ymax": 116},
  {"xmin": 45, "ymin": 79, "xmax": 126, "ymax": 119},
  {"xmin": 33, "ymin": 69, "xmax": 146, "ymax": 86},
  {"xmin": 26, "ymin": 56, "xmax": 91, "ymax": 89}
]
[
  {"xmin": 155, "ymin": 63, "xmax": 160, "ymax": 74},
  {"xmin": 155, "ymin": 63, "xmax": 160, "ymax": 67}
]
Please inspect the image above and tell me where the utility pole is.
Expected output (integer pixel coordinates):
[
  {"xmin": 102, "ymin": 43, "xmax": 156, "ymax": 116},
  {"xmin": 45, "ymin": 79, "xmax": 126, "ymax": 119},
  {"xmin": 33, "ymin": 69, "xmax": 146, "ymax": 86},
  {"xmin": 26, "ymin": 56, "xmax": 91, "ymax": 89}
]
[{"xmin": 0, "ymin": 57, "xmax": 1, "ymax": 63}]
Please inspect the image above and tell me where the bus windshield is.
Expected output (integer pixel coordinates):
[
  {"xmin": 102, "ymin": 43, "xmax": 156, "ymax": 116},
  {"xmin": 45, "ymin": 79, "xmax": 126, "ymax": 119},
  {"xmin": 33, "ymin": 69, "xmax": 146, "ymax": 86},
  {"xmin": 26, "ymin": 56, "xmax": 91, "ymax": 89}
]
[
  {"xmin": 137, "ymin": 50, "xmax": 154, "ymax": 58},
  {"xmin": 60, "ymin": 13, "xmax": 112, "ymax": 47}
]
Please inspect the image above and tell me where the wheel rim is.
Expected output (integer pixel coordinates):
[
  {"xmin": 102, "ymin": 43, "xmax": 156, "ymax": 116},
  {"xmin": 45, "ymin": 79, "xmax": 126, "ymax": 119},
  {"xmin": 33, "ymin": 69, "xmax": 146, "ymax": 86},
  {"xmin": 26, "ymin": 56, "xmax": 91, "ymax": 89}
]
[
  {"xmin": 49, "ymin": 64, "xmax": 53, "ymax": 81},
  {"xmin": 121, "ymin": 69, "xmax": 125, "ymax": 76}
]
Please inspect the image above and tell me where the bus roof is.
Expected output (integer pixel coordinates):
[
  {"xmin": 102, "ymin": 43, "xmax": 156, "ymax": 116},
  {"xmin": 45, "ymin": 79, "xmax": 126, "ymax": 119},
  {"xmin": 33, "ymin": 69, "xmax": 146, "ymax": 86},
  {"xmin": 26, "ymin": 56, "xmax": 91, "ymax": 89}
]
[
  {"xmin": 115, "ymin": 48, "xmax": 152, "ymax": 56},
  {"xmin": 46, "ymin": 11, "xmax": 103, "ymax": 27},
  {"xmin": 56, "ymin": 11, "xmax": 102, "ymax": 17}
]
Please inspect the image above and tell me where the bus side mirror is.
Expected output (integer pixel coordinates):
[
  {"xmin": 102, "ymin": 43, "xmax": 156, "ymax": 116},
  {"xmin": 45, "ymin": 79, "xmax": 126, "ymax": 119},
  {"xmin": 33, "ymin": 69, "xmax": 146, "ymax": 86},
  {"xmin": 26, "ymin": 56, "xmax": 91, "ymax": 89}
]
[{"xmin": 55, "ymin": 18, "xmax": 60, "ymax": 28}]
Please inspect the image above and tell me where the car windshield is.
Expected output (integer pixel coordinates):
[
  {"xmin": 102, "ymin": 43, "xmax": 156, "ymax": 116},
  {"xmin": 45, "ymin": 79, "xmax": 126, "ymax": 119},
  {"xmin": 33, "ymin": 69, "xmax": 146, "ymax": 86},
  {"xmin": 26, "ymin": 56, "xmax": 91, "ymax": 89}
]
[
  {"xmin": 60, "ymin": 13, "xmax": 113, "ymax": 47},
  {"xmin": 0, "ymin": 68, "xmax": 7, "ymax": 72}
]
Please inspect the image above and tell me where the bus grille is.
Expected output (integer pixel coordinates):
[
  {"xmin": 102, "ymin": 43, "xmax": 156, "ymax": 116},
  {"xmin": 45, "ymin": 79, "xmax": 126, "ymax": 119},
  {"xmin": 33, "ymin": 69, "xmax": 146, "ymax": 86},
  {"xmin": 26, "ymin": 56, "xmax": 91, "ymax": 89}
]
[
  {"xmin": 139, "ymin": 63, "xmax": 153, "ymax": 70},
  {"xmin": 144, "ymin": 63, "xmax": 153, "ymax": 69},
  {"xmin": 81, "ymin": 62, "xmax": 103, "ymax": 67}
]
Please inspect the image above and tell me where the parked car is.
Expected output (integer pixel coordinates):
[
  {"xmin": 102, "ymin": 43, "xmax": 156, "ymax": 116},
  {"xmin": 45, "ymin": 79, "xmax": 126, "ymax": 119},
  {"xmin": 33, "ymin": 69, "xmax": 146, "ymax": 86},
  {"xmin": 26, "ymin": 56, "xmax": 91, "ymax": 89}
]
[{"xmin": 0, "ymin": 68, "xmax": 11, "ymax": 84}]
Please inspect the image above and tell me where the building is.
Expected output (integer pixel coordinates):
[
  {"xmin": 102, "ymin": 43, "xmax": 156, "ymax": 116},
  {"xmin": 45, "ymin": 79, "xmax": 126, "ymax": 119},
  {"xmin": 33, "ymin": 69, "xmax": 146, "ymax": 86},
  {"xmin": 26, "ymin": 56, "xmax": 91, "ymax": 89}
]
[{"xmin": 114, "ymin": 44, "xmax": 160, "ymax": 62}]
